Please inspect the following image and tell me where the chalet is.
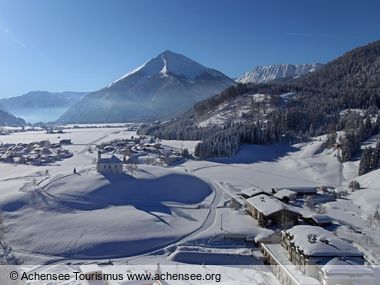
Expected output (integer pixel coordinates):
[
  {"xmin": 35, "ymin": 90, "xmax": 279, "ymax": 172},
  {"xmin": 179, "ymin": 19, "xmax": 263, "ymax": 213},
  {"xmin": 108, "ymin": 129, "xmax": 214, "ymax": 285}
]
[
  {"xmin": 245, "ymin": 194, "xmax": 301, "ymax": 227},
  {"xmin": 282, "ymin": 225, "xmax": 364, "ymax": 278},
  {"xmin": 97, "ymin": 151, "xmax": 123, "ymax": 174}
]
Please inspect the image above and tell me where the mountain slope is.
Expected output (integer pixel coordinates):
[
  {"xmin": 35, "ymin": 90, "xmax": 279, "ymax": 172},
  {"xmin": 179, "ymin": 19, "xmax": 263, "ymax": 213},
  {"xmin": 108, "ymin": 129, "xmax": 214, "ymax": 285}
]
[
  {"xmin": 140, "ymin": 40, "xmax": 380, "ymax": 158},
  {"xmin": 295, "ymin": 40, "xmax": 380, "ymax": 90},
  {"xmin": 0, "ymin": 91, "xmax": 87, "ymax": 123},
  {"xmin": 58, "ymin": 50, "xmax": 235, "ymax": 123},
  {"xmin": 0, "ymin": 108, "xmax": 25, "ymax": 125},
  {"xmin": 237, "ymin": 63, "xmax": 324, "ymax": 84},
  {"xmin": 0, "ymin": 91, "xmax": 87, "ymax": 109},
  {"xmin": 0, "ymin": 102, "xmax": 6, "ymax": 112}
]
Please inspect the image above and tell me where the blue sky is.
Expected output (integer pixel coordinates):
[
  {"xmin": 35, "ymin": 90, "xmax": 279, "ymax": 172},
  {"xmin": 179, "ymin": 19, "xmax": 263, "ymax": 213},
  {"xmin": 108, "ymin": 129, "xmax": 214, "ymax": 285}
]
[{"xmin": 1, "ymin": 0, "xmax": 380, "ymax": 98}]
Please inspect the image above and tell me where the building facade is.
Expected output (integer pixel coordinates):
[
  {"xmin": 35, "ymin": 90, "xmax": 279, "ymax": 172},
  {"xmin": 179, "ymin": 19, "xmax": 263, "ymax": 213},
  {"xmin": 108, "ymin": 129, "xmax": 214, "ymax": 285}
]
[
  {"xmin": 97, "ymin": 151, "xmax": 123, "ymax": 174},
  {"xmin": 245, "ymin": 194, "xmax": 301, "ymax": 227},
  {"xmin": 281, "ymin": 225, "xmax": 364, "ymax": 278}
]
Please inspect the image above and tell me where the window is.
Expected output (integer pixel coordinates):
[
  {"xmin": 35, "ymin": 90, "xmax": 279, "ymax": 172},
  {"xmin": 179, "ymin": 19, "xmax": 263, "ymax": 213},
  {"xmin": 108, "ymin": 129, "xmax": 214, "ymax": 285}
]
[{"xmin": 104, "ymin": 165, "xmax": 106, "ymax": 169}]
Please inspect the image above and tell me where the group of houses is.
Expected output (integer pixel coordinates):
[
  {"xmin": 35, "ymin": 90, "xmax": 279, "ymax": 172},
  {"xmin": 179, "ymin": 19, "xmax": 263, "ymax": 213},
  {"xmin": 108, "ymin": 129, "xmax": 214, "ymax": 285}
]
[
  {"xmin": 0, "ymin": 129, "xmax": 10, "ymax": 136},
  {"xmin": 0, "ymin": 140, "xmax": 73, "ymax": 165},
  {"xmin": 240, "ymin": 186, "xmax": 375, "ymax": 285},
  {"xmin": 242, "ymin": 186, "xmax": 333, "ymax": 228},
  {"xmin": 97, "ymin": 136, "xmax": 185, "ymax": 167}
]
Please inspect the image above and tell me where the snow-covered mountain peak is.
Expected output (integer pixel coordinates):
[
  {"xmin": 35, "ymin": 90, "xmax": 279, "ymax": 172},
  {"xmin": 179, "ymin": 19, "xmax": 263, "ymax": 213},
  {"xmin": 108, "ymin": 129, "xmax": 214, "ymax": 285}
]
[
  {"xmin": 59, "ymin": 51, "xmax": 234, "ymax": 123},
  {"xmin": 112, "ymin": 50, "xmax": 226, "ymax": 85},
  {"xmin": 237, "ymin": 63, "xmax": 324, "ymax": 84}
]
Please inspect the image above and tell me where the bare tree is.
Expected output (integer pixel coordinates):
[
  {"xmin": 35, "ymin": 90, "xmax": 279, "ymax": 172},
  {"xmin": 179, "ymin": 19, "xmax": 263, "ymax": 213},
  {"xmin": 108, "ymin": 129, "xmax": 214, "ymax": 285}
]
[
  {"xmin": 305, "ymin": 195, "xmax": 316, "ymax": 210},
  {"xmin": 0, "ymin": 213, "xmax": 19, "ymax": 265},
  {"xmin": 279, "ymin": 211, "xmax": 295, "ymax": 230},
  {"xmin": 126, "ymin": 162, "xmax": 138, "ymax": 175}
]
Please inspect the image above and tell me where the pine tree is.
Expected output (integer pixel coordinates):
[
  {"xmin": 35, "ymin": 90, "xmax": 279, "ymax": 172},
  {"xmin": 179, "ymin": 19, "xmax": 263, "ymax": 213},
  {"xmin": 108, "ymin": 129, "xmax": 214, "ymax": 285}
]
[
  {"xmin": 326, "ymin": 131, "xmax": 337, "ymax": 148},
  {"xmin": 341, "ymin": 132, "xmax": 360, "ymax": 162},
  {"xmin": 359, "ymin": 147, "xmax": 372, "ymax": 175},
  {"xmin": 349, "ymin": 180, "xmax": 361, "ymax": 191}
]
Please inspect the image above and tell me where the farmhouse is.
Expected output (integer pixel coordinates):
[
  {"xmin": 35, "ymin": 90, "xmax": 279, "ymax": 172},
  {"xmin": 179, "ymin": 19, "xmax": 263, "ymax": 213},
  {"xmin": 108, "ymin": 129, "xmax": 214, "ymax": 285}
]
[
  {"xmin": 97, "ymin": 151, "xmax": 123, "ymax": 174},
  {"xmin": 245, "ymin": 194, "xmax": 301, "ymax": 227},
  {"xmin": 281, "ymin": 225, "xmax": 364, "ymax": 278}
]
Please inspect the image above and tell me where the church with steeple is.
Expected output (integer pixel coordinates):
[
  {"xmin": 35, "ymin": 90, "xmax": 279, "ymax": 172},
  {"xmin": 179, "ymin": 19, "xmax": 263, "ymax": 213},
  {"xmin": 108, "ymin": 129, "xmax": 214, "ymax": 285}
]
[{"xmin": 96, "ymin": 150, "xmax": 123, "ymax": 174}]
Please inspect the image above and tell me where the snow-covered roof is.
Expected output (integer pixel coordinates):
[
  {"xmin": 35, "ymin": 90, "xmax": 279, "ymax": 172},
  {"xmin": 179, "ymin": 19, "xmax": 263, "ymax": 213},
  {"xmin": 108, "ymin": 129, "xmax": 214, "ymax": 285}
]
[
  {"xmin": 241, "ymin": 187, "xmax": 271, "ymax": 197},
  {"xmin": 98, "ymin": 155, "xmax": 123, "ymax": 164},
  {"xmin": 246, "ymin": 194, "xmax": 287, "ymax": 216},
  {"xmin": 321, "ymin": 258, "xmax": 374, "ymax": 275},
  {"xmin": 308, "ymin": 214, "xmax": 333, "ymax": 224},
  {"xmin": 285, "ymin": 225, "xmax": 363, "ymax": 258},
  {"xmin": 274, "ymin": 189, "xmax": 297, "ymax": 200},
  {"xmin": 275, "ymin": 187, "xmax": 317, "ymax": 194}
]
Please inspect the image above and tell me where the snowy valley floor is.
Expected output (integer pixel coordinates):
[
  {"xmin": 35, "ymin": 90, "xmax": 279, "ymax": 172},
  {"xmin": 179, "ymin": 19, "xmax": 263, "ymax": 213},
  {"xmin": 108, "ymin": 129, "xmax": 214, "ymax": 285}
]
[{"xmin": 0, "ymin": 127, "xmax": 379, "ymax": 269}]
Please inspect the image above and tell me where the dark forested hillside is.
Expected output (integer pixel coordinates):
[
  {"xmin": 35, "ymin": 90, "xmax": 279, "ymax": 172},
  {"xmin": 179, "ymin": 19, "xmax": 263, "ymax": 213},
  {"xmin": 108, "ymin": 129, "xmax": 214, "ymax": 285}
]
[
  {"xmin": 139, "ymin": 40, "xmax": 380, "ymax": 158},
  {"xmin": 295, "ymin": 40, "xmax": 380, "ymax": 91},
  {"xmin": 0, "ymin": 109, "xmax": 25, "ymax": 126}
]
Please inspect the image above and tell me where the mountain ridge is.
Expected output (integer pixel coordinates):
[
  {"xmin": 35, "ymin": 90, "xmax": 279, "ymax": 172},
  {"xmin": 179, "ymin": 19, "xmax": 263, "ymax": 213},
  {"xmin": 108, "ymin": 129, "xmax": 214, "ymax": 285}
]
[
  {"xmin": 0, "ymin": 91, "xmax": 88, "ymax": 123},
  {"xmin": 0, "ymin": 91, "xmax": 87, "ymax": 110},
  {"xmin": 237, "ymin": 63, "xmax": 324, "ymax": 84}
]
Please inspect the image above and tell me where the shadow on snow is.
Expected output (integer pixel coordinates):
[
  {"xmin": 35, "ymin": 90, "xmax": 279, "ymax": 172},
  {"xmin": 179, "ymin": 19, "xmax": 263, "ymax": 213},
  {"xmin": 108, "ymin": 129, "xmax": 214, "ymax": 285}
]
[
  {"xmin": 206, "ymin": 143, "xmax": 299, "ymax": 164},
  {"xmin": 56, "ymin": 173, "xmax": 212, "ymax": 220}
]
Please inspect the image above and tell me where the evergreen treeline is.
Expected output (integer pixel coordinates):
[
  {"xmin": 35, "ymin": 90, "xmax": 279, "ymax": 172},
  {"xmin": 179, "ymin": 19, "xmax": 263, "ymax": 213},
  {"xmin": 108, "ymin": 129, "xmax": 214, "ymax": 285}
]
[
  {"xmin": 339, "ymin": 114, "xmax": 380, "ymax": 162},
  {"xmin": 359, "ymin": 141, "xmax": 380, "ymax": 175}
]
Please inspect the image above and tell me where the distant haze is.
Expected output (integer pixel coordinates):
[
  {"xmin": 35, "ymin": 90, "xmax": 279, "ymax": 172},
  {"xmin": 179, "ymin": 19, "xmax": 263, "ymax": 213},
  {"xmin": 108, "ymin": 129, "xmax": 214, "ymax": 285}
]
[
  {"xmin": 0, "ymin": 91, "xmax": 87, "ymax": 123},
  {"xmin": 8, "ymin": 107, "xmax": 68, "ymax": 123}
]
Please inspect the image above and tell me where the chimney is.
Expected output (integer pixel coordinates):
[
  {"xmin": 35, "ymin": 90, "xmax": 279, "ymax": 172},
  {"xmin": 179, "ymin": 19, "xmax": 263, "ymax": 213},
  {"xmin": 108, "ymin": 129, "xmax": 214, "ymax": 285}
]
[{"xmin": 98, "ymin": 150, "xmax": 101, "ymax": 161}]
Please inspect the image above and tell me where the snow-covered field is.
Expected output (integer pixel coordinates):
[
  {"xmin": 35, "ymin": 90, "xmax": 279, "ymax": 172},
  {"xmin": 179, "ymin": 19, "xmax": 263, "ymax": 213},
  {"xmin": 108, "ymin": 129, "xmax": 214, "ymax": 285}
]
[
  {"xmin": 0, "ymin": 126, "xmax": 379, "ymax": 270},
  {"xmin": 159, "ymin": 139, "xmax": 200, "ymax": 154},
  {"xmin": 4, "ymin": 167, "xmax": 213, "ymax": 259}
]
